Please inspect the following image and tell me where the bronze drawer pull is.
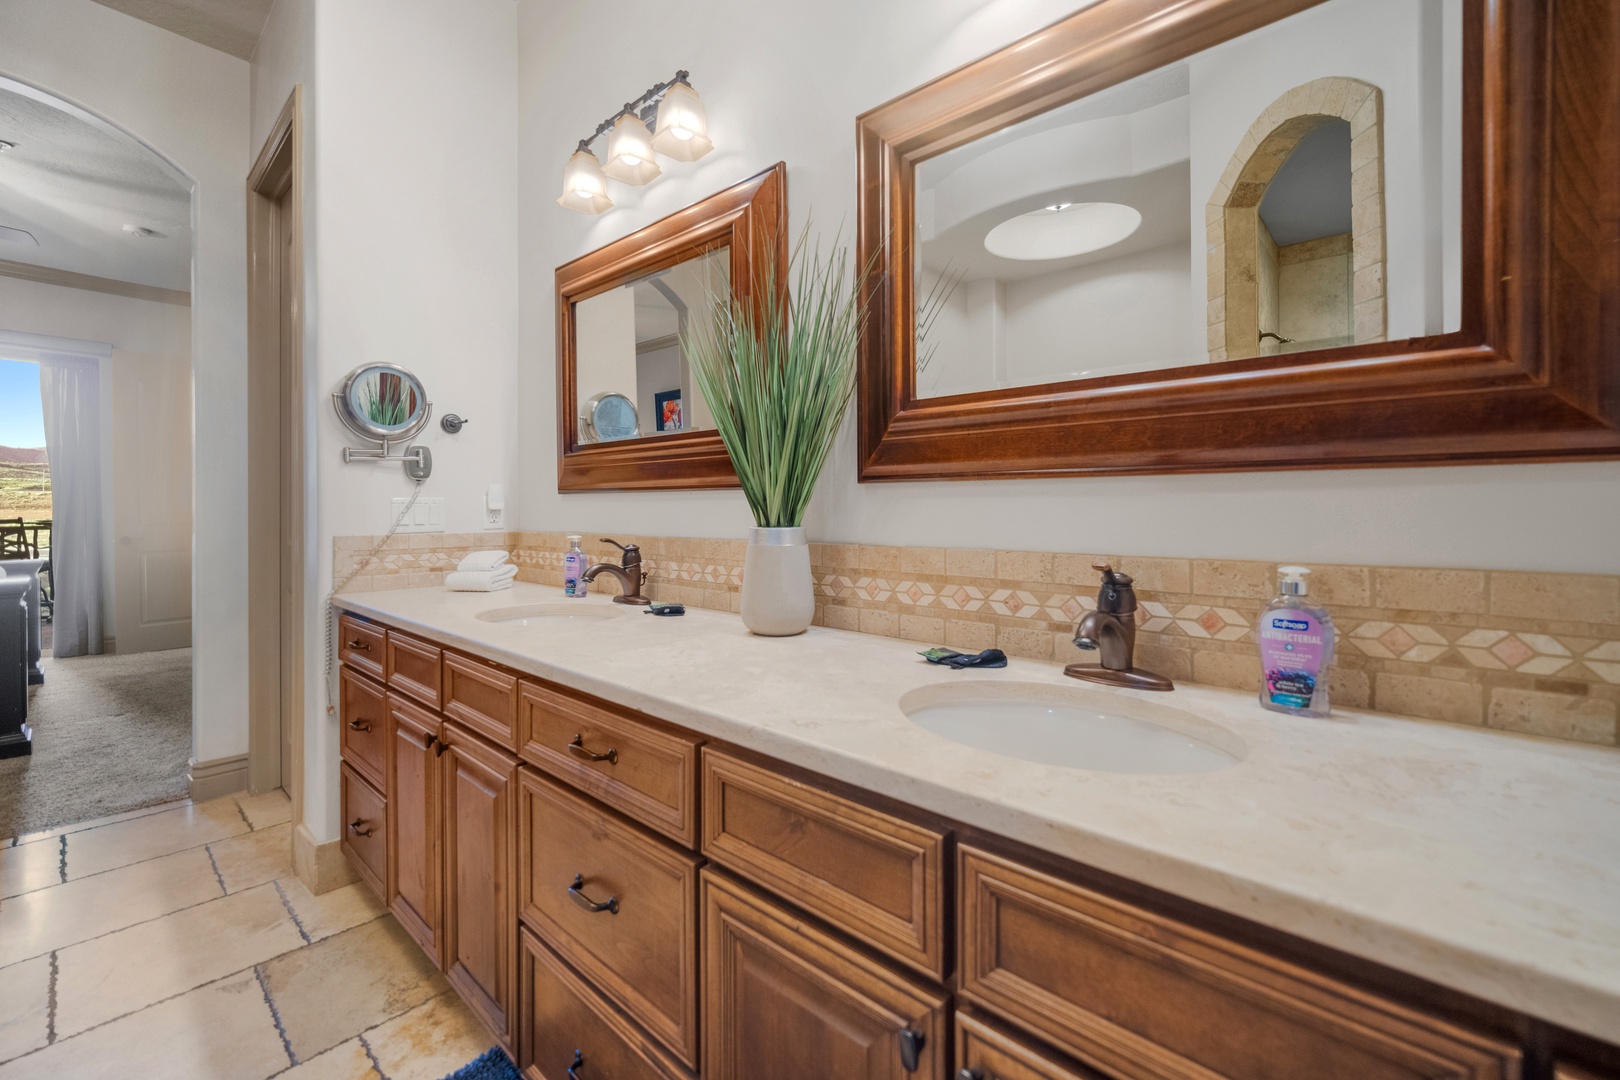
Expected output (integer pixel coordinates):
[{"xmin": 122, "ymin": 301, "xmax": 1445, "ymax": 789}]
[
  {"xmin": 567, "ymin": 734, "xmax": 618, "ymax": 765},
  {"xmin": 958, "ymin": 1070, "xmax": 983, "ymax": 1080},
  {"xmin": 348, "ymin": 818, "xmax": 373, "ymax": 837},
  {"xmin": 899, "ymin": 1028, "xmax": 925, "ymax": 1072},
  {"xmin": 346, "ymin": 638, "xmax": 370, "ymax": 651},
  {"xmin": 567, "ymin": 1050, "xmax": 585, "ymax": 1079},
  {"xmin": 347, "ymin": 719, "xmax": 371, "ymax": 732},
  {"xmin": 568, "ymin": 874, "xmax": 619, "ymax": 914}
]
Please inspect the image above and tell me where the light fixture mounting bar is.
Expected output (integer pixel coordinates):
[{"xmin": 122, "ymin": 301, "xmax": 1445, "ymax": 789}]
[{"xmin": 575, "ymin": 69, "xmax": 692, "ymax": 153}]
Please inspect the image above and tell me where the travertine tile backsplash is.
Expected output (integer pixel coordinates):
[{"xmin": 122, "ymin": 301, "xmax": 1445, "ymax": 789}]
[{"xmin": 334, "ymin": 531, "xmax": 1620, "ymax": 748}]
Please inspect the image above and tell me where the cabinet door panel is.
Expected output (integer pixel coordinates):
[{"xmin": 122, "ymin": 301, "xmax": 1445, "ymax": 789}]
[
  {"xmin": 701, "ymin": 869, "xmax": 947, "ymax": 1080},
  {"xmin": 519, "ymin": 927, "xmax": 691, "ymax": 1080},
  {"xmin": 701, "ymin": 748, "xmax": 946, "ymax": 979},
  {"xmin": 443, "ymin": 724, "xmax": 520, "ymax": 1051},
  {"xmin": 339, "ymin": 763, "xmax": 386, "ymax": 900},
  {"xmin": 519, "ymin": 771, "xmax": 700, "ymax": 1067},
  {"xmin": 444, "ymin": 651, "xmax": 520, "ymax": 750},
  {"xmin": 386, "ymin": 690, "xmax": 442, "ymax": 966},
  {"xmin": 958, "ymin": 844, "xmax": 1519, "ymax": 1080},
  {"xmin": 386, "ymin": 628, "xmax": 443, "ymax": 711},
  {"xmin": 339, "ymin": 666, "xmax": 387, "ymax": 789},
  {"xmin": 519, "ymin": 680, "xmax": 699, "ymax": 847}
]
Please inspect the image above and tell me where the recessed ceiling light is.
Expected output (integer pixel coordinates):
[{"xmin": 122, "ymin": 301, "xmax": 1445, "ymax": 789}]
[
  {"xmin": 0, "ymin": 140, "xmax": 15, "ymax": 153},
  {"xmin": 0, "ymin": 225, "xmax": 38, "ymax": 246},
  {"xmin": 984, "ymin": 201, "xmax": 1142, "ymax": 261}
]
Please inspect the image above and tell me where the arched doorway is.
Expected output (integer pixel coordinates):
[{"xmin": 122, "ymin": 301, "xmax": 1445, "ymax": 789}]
[{"xmin": 1206, "ymin": 77, "xmax": 1387, "ymax": 362}]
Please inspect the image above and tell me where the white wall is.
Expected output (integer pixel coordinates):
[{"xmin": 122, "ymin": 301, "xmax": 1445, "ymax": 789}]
[
  {"xmin": 514, "ymin": 0, "xmax": 1620, "ymax": 576},
  {"xmin": 252, "ymin": 0, "xmax": 521, "ymax": 843},
  {"xmin": 0, "ymin": 0, "xmax": 249, "ymax": 763}
]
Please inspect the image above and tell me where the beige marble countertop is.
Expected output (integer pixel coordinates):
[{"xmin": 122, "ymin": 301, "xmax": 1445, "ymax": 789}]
[{"xmin": 335, "ymin": 582, "xmax": 1620, "ymax": 1041}]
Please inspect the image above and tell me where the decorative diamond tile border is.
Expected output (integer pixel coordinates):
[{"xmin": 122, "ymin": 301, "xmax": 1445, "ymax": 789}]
[{"xmin": 335, "ymin": 532, "xmax": 1620, "ymax": 748}]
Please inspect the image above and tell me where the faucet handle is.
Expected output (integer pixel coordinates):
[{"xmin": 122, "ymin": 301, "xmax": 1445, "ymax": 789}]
[
  {"xmin": 1092, "ymin": 563, "xmax": 1137, "ymax": 613},
  {"xmin": 600, "ymin": 538, "xmax": 640, "ymax": 554}
]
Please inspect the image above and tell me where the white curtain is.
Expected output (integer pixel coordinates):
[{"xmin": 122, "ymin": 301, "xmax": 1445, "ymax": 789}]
[{"xmin": 39, "ymin": 355, "xmax": 105, "ymax": 657}]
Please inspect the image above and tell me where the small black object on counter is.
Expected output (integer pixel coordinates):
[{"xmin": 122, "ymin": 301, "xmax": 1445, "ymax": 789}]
[
  {"xmin": 918, "ymin": 647, "xmax": 1007, "ymax": 670},
  {"xmin": 645, "ymin": 602, "xmax": 686, "ymax": 616}
]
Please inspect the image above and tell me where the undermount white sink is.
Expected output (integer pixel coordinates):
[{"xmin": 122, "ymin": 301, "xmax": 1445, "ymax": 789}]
[
  {"xmin": 475, "ymin": 603, "xmax": 628, "ymax": 625},
  {"xmin": 900, "ymin": 681, "xmax": 1244, "ymax": 775}
]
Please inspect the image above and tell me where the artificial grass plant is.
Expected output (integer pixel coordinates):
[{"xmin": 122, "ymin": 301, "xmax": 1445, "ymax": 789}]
[{"xmin": 682, "ymin": 230, "xmax": 872, "ymax": 529}]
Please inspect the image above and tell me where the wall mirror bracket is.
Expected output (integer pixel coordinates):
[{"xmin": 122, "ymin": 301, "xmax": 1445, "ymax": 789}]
[{"xmin": 332, "ymin": 362, "xmax": 434, "ymax": 478}]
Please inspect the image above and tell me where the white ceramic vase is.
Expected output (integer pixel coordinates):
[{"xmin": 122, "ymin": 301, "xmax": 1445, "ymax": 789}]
[{"xmin": 740, "ymin": 527, "xmax": 814, "ymax": 636}]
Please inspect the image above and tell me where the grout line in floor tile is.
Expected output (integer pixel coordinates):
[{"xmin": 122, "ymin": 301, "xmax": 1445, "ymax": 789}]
[
  {"xmin": 56, "ymin": 835, "xmax": 66, "ymax": 884},
  {"xmin": 234, "ymin": 798, "xmax": 254, "ymax": 832},
  {"xmin": 359, "ymin": 1033, "xmax": 391, "ymax": 1080},
  {"xmin": 272, "ymin": 880, "xmax": 312, "ymax": 945},
  {"xmin": 45, "ymin": 950, "xmax": 58, "ymax": 1044},
  {"xmin": 0, "ymin": 907, "xmax": 398, "ymax": 1068},
  {"xmin": 255, "ymin": 963, "xmax": 299, "ymax": 1068},
  {"xmin": 4, "ymin": 799, "xmax": 197, "ymax": 848},
  {"xmin": 205, "ymin": 844, "xmax": 228, "ymax": 895}
]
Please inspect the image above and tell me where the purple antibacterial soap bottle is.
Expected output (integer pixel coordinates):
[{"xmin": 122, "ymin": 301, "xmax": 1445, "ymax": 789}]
[{"xmin": 1257, "ymin": 565, "xmax": 1335, "ymax": 717}]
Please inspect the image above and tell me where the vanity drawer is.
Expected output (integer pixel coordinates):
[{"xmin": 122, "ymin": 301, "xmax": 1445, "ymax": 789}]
[
  {"xmin": 518, "ymin": 771, "xmax": 700, "ymax": 1068},
  {"xmin": 957, "ymin": 844, "xmax": 1521, "ymax": 1080},
  {"xmin": 700, "ymin": 749, "xmax": 946, "ymax": 980},
  {"xmin": 338, "ymin": 615, "xmax": 385, "ymax": 682},
  {"xmin": 339, "ymin": 763, "xmax": 386, "ymax": 900},
  {"xmin": 519, "ymin": 680, "xmax": 699, "ymax": 848},
  {"xmin": 443, "ymin": 651, "xmax": 519, "ymax": 750},
  {"xmin": 956, "ymin": 1010, "xmax": 1100, "ymax": 1080},
  {"xmin": 339, "ymin": 666, "xmax": 388, "ymax": 789},
  {"xmin": 386, "ymin": 629, "xmax": 443, "ymax": 711},
  {"xmin": 519, "ymin": 926, "xmax": 691, "ymax": 1080}
]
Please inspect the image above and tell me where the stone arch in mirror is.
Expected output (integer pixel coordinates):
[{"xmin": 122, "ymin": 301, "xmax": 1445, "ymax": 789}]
[{"xmin": 1206, "ymin": 77, "xmax": 1385, "ymax": 363}]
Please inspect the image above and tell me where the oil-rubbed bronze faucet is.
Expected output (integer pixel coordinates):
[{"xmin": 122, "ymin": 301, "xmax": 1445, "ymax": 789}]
[
  {"xmin": 1066, "ymin": 564, "xmax": 1174, "ymax": 691},
  {"xmin": 581, "ymin": 539, "xmax": 651, "ymax": 606}
]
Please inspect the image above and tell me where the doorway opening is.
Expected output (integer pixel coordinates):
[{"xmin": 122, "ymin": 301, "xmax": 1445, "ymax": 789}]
[{"xmin": 246, "ymin": 89, "xmax": 307, "ymax": 825}]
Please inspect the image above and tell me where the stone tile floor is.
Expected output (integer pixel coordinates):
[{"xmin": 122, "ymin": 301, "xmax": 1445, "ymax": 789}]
[{"xmin": 0, "ymin": 791, "xmax": 495, "ymax": 1078}]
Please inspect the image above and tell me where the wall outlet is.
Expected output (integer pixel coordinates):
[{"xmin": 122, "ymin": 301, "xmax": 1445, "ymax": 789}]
[
  {"xmin": 391, "ymin": 496, "xmax": 445, "ymax": 533},
  {"xmin": 484, "ymin": 484, "xmax": 505, "ymax": 530}
]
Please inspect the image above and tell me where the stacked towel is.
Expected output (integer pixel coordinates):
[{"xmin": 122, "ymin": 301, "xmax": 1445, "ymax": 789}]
[
  {"xmin": 457, "ymin": 550, "xmax": 510, "ymax": 572},
  {"xmin": 445, "ymin": 564, "xmax": 518, "ymax": 592}
]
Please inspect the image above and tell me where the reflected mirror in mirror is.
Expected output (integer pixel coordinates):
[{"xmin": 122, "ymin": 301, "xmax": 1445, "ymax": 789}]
[
  {"xmin": 573, "ymin": 246, "xmax": 728, "ymax": 442},
  {"xmin": 913, "ymin": 0, "xmax": 1462, "ymax": 398}
]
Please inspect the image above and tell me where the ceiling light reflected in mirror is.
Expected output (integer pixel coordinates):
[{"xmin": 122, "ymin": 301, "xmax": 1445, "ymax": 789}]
[{"xmin": 984, "ymin": 202, "xmax": 1143, "ymax": 261}]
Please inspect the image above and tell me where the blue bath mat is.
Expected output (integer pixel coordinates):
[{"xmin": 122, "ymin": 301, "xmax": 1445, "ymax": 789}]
[{"xmin": 440, "ymin": 1047, "xmax": 520, "ymax": 1080}]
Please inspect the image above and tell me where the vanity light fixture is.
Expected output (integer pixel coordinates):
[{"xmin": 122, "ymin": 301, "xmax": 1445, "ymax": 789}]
[{"xmin": 557, "ymin": 70, "xmax": 715, "ymax": 215}]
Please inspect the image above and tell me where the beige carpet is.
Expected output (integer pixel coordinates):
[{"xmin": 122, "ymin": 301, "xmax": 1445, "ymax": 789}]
[{"xmin": 0, "ymin": 647, "xmax": 192, "ymax": 839}]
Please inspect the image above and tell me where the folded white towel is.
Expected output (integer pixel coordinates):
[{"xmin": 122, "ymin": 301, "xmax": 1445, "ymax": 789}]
[
  {"xmin": 444, "ymin": 565, "xmax": 518, "ymax": 592},
  {"xmin": 457, "ymin": 549, "xmax": 511, "ymax": 572}
]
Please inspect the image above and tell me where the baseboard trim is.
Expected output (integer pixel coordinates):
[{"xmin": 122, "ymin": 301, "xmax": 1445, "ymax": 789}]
[
  {"xmin": 188, "ymin": 753, "xmax": 249, "ymax": 801},
  {"xmin": 293, "ymin": 821, "xmax": 359, "ymax": 895}
]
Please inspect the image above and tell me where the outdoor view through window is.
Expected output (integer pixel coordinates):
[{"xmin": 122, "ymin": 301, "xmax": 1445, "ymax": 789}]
[{"xmin": 0, "ymin": 358, "xmax": 49, "ymax": 524}]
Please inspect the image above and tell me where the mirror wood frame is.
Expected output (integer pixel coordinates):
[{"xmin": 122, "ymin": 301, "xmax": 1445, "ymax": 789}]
[
  {"xmin": 855, "ymin": 0, "xmax": 1620, "ymax": 481},
  {"xmin": 557, "ymin": 162, "xmax": 786, "ymax": 490}
]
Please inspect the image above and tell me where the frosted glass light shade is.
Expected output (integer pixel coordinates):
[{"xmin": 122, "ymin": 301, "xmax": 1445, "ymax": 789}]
[
  {"xmin": 651, "ymin": 81, "xmax": 714, "ymax": 162},
  {"xmin": 557, "ymin": 149, "xmax": 612, "ymax": 214},
  {"xmin": 603, "ymin": 114, "xmax": 661, "ymax": 184}
]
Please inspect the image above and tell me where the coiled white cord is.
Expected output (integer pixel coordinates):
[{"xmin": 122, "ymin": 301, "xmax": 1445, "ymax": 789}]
[{"xmin": 323, "ymin": 478, "xmax": 424, "ymax": 714}]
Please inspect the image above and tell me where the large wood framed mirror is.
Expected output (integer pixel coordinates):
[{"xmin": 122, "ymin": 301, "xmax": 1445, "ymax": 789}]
[
  {"xmin": 856, "ymin": 0, "xmax": 1619, "ymax": 480},
  {"xmin": 557, "ymin": 163, "xmax": 785, "ymax": 490}
]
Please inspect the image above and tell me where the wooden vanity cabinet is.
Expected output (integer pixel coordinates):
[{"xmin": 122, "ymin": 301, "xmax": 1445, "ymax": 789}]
[
  {"xmin": 957, "ymin": 844, "xmax": 1520, "ymax": 1080},
  {"xmin": 441, "ymin": 723, "xmax": 521, "ymax": 1051},
  {"xmin": 701, "ymin": 868, "xmax": 948, "ymax": 1080},
  {"xmin": 385, "ymin": 689, "xmax": 443, "ymax": 965},
  {"xmin": 337, "ymin": 614, "xmax": 1610, "ymax": 1079},
  {"xmin": 955, "ymin": 1010, "xmax": 1101, "ymax": 1080}
]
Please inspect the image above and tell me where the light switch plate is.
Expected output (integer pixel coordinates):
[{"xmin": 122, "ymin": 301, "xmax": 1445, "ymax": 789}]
[{"xmin": 391, "ymin": 496, "xmax": 445, "ymax": 533}]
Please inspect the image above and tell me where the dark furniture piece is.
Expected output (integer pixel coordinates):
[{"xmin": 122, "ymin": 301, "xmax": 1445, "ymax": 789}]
[{"xmin": 0, "ymin": 568, "xmax": 32, "ymax": 758}]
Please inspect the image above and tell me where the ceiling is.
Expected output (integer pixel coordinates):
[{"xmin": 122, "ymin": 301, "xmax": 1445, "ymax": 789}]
[
  {"xmin": 0, "ymin": 85, "xmax": 192, "ymax": 290},
  {"xmin": 1258, "ymin": 121, "xmax": 1353, "ymax": 246},
  {"xmin": 88, "ymin": 0, "xmax": 275, "ymax": 61}
]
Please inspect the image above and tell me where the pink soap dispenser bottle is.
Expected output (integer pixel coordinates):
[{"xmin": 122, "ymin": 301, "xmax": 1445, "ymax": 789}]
[{"xmin": 1257, "ymin": 565, "xmax": 1335, "ymax": 717}]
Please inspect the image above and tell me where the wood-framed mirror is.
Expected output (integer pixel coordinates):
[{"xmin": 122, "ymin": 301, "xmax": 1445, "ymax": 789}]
[
  {"xmin": 855, "ymin": 0, "xmax": 1619, "ymax": 480},
  {"xmin": 557, "ymin": 163, "xmax": 786, "ymax": 490}
]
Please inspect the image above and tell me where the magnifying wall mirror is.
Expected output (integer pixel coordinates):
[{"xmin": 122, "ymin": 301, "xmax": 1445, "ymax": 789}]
[{"xmin": 333, "ymin": 363, "xmax": 433, "ymax": 476}]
